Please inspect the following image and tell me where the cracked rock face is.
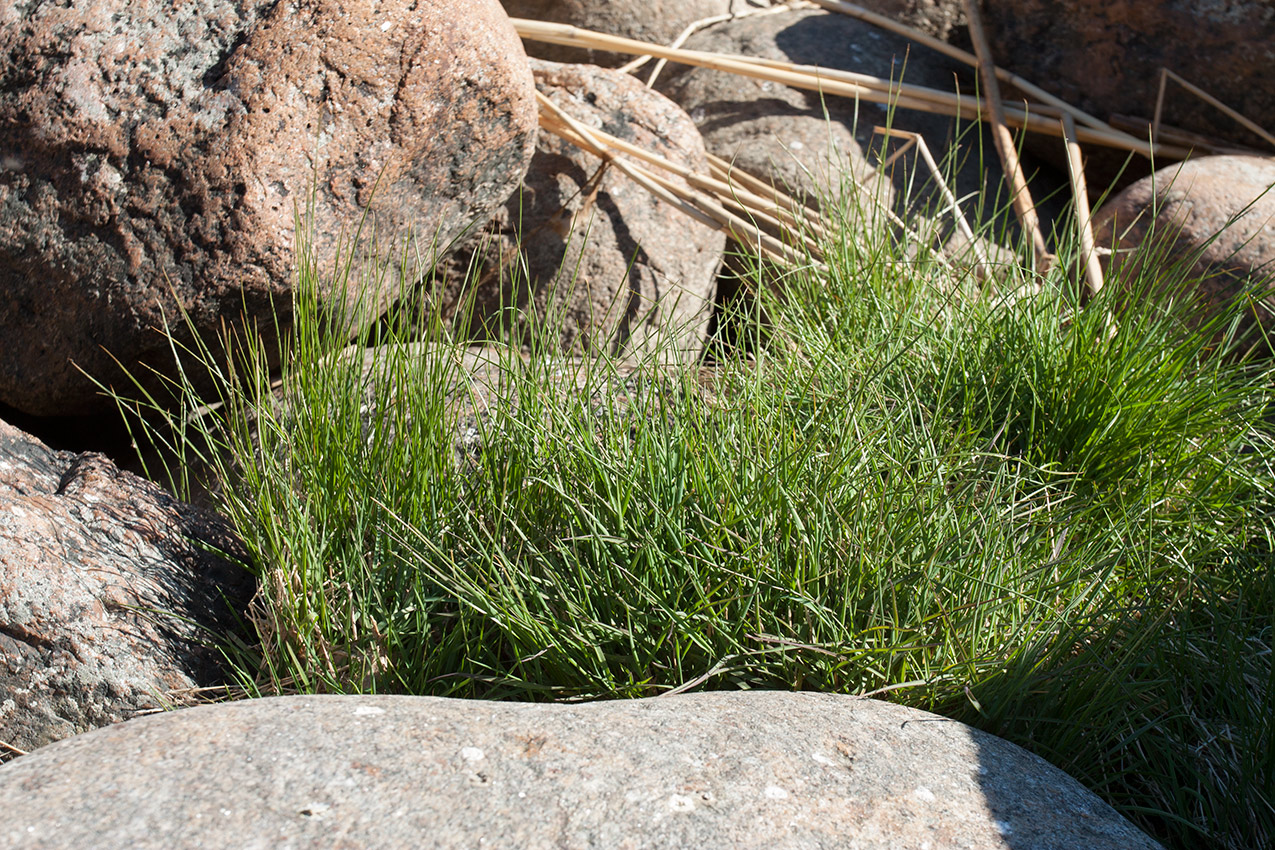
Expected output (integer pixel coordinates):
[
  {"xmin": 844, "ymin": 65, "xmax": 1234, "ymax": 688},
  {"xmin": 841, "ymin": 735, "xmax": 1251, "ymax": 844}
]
[
  {"xmin": 0, "ymin": 0, "xmax": 538, "ymax": 416},
  {"xmin": 0, "ymin": 417, "xmax": 255, "ymax": 757}
]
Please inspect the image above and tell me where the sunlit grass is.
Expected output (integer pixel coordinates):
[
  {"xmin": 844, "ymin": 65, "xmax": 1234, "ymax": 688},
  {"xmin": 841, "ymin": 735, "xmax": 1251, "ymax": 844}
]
[{"xmin": 116, "ymin": 164, "xmax": 1274, "ymax": 849}]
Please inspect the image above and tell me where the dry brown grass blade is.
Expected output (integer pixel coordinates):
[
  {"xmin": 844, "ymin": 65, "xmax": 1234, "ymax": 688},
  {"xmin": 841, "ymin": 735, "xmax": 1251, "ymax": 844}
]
[
  {"xmin": 0, "ymin": 739, "xmax": 29, "ymax": 759},
  {"xmin": 962, "ymin": 0, "xmax": 1050, "ymax": 271},
  {"xmin": 1155, "ymin": 67, "xmax": 1275, "ymax": 151},
  {"xmin": 1109, "ymin": 114, "xmax": 1266, "ymax": 157},
  {"xmin": 806, "ymin": 0, "xmax": 1140, "ymax": 148},
  {"xmin": 511, "ymin": 18, "xmax": 1191, "ymax": 159},
  {"xmin": 536, "ymin": 92, "xmax": 814, "ymax": 269},
  {"xmin": 1060, "ymin": 113, "xmax": 1104, "ymax": 296},
  {"xmin": 706, "ymin": 153, "xmax": 822, "ymax": 222},
  {"xmin": 535, "ymin": 114, "xmax": 831, "ymax": 246}
]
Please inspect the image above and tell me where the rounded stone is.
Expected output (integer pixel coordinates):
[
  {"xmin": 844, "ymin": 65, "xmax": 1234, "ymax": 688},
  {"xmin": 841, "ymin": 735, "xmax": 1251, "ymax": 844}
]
[
  {"xmin": 0, "ymin": 692, "xmax": 1164, "ymax": 849},
  {"xmin": 0, "ymin": 0, "xmax": 538, "ymax": 415},
  {"xmin": 1092, "ymin": 154, "xmax": 1275, "ymax": 344}
]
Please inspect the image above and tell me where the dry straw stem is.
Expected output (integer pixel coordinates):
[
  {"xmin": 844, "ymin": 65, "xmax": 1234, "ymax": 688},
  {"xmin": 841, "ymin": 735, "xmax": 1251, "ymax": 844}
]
[
  {"xmin": 702, "ymin": 152, "xmax": 957, "ymax": 271},
  {"xmin": 535, "ymin": 111, "xmax": 831, "ymax": 249},
  {"xmin": 962, "ymin": 0, "xmax": 1050, "ymax": 270},
  {"xmin": 706, "ymin": 148, "xmax": 951, "ymax": 272},
  {"xmin": 1153, "ymin": 67, "xmax": 1275, "ymax": 151},
  {"xmin": 616, "ymin": 0, "xmax": 814, "ymax": 86},
  {"xmin": 511, "ymin": 19, "xmax": 1191, "ymax": 159},
  {"xmin": 806, "ymin": 0, "xmax": 1142, "ymax": 149},
  {"xmin": 0, "ymin": 739, "xmax": 29, "ymax": 758},
  {"xmin": 1059, "ymin": 113, "xmax": 1105, "ymax": 296},
  {"xmin": 875, "ymin": 126, "xmax": 987, "ymax": 268},
  {"xmin": 1109, "ymin": 114, "xmax": 1266, "ymax": 157},
  {"xmin": 705, "ymin": 152, "xmax": 830, "ymax": 238},
  {"xmin": 535, "ymin": 91, "xmax": 816, "ymax": 269}
]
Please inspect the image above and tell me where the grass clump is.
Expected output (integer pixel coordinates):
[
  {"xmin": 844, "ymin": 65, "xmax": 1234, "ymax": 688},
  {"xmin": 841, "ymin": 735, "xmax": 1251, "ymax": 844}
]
[{"xmin": 122, "ymin": 188, "xmax": 1273, "ymax": 848}]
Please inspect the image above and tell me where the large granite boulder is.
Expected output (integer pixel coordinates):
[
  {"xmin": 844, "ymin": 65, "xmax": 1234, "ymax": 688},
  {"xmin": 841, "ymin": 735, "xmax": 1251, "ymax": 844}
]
[
  {"xmin": 1093, "ymin": 155, "xmax": 1275, "ymax": 343},
  {"xmin": 0, "ymin": 0, "xmax": 538, "ymax": 417},
  {"xmin": 979, "ymin": 0, "xmax": 1275, "ymax": 154},
  {"xmin": 439, "ymin": 60, "xmax": 723, "ymax": 363},
  {"xmin": 0, "ymin": 692, "xmax": 1163, "ymax": 849},
  {"xmin": 0, "ymin": 418, "xmax": 254, "ymax": 757},
  {"xmin": 503, "ymin": 0, "xmax": 734, "ymax": 66}
]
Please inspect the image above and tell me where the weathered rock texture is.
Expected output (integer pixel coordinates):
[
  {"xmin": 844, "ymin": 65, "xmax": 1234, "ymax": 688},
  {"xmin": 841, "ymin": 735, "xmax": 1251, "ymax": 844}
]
[
  {"xmin": 0, "ymin": 0, "xmax": 537, "ymax": 416},
  {"xmin": 0, "ymin": 418, "xmax": 254, "ymax": 758},
  {"xmin": 979, "ymin": 1, "xmax": 1275, "ymax": 154},
  {"xmin": 1093, "ymin": 155, "xmax": 1275, "ymax": 342},
  {"xmin": 503, "ymin": 0, "xmax": 733, "ymax": 66},
  {"xmin": 440, "ymin": 61, "xmax": 723, "ymax": 362},
  {"xmin": 848, "ymin": 0, "xmax": 970, "ymax": 41},
  {"xmin": 0, "ymin": 692, "xmax": 1164, "ymax": 849},
  {"xmin": 656, "ymin": 9, "xmax": 900, "ymax": 214}
]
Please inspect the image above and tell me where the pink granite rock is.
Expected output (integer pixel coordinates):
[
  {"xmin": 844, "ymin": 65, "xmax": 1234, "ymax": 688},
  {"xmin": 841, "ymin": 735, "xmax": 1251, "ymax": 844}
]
[
  {"xmin": 0, "ymin": 0, "xmax": 537, "ymax": 416},
  {"xmin": 1093, "ymin": 155, "xmax": 1275, "ymax": 343},
  {"xmin": 0, "ymin": 417, "xmax": 254, "ymax": 757}
]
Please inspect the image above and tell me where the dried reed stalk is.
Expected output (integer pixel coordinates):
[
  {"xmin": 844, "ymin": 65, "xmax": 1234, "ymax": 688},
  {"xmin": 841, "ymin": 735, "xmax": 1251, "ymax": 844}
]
[
  {"xmin": 538, "ymin": 115, "xmax": 831, "ymax": 248},
  {"xmin": 1153, "ymin": 67, "xmax": 1275, "ymax": 151},
  {"xmin": 1060, "ymin": 114, "xmax": 1104, "ymax": 296},
  {"xmin": 1109, "ymin": 114, "xmax": 1265, "ymax": 157},
  {"xmin": 511, "ymin": 18, "xmax": 1192, "ymax": 159},
  {"xmin": 702, "ymin": 153, "xmax": 924, "ymax": 266},
  {"xmin": 806, "ymin": 0, "xmax": 1141, "ymax": 147},
  {"xmin": 875, "ymin": 126, "xmax": 988, "ymax": 268},
  {"xmin": 617, "ymin": 1, "xmax": 813, "ymax": 87},
  {"xmin": 535, "ymin": 92, "xmax": 817, "ymax": 269},
  {"xmin": 962, "ymin": 0, "xmax": 1050, "ymax": 270}
]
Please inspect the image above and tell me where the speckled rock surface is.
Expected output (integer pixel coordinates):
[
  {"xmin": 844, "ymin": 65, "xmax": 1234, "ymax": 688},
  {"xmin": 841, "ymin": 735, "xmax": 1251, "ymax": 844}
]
[
  {"xmin": 0, "ymin": 692, "xmax": 1162, "ymax": 849},
  {"xmin": 439, "ymin": 60, "xmax": 723, "ymax": 362},
  {"xmin": 655, "ymin": 8, "xmax": 898, "ymax": 213},
  {"xmin": 1093, "ymin": 155, "xmax": 1275, "ymax": 341},
  {"xmin": 0, "ymin": 418, "xmax": 254, "ymax": 758},
  {"xmin": 980, "ymin": 1, "xmax": 1275, "ymax": 154},
  {"xmin": 0, "ymin": 0, "xmax": 537, "ymax": 416},
  {"xmin": 503, "ymin": 0, "xmax": 734, "ymax": 66}
]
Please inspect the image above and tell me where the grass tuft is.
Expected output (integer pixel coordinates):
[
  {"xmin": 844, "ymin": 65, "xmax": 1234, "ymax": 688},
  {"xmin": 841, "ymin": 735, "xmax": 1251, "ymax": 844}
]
[{"xmin": 115, "ymin": 164, "xmax": 1274, "ymax": 849}]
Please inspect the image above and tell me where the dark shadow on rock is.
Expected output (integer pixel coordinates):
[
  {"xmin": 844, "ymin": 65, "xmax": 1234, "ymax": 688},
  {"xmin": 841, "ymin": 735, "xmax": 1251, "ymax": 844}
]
[{"xmin": 769, "ymin": 11, "xmax": 1069, "ymax": 240}]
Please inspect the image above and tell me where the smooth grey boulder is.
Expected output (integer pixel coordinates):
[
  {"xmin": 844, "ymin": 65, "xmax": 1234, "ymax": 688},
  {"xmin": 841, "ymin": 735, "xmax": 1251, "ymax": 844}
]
[
  {"xmin": 0, "ymin": 691, "xmax": 1163, "ymax": 849},
  {"xmin": 0, "ymin": 417, "xmax": 254, "ymax": 758}
]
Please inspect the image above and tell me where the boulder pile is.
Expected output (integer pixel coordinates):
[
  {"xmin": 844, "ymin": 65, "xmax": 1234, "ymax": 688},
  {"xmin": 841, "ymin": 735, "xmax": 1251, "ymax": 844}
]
[{"xmin": 0, "ymin": 0, "xmax": 1267, "ymax": 846}]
